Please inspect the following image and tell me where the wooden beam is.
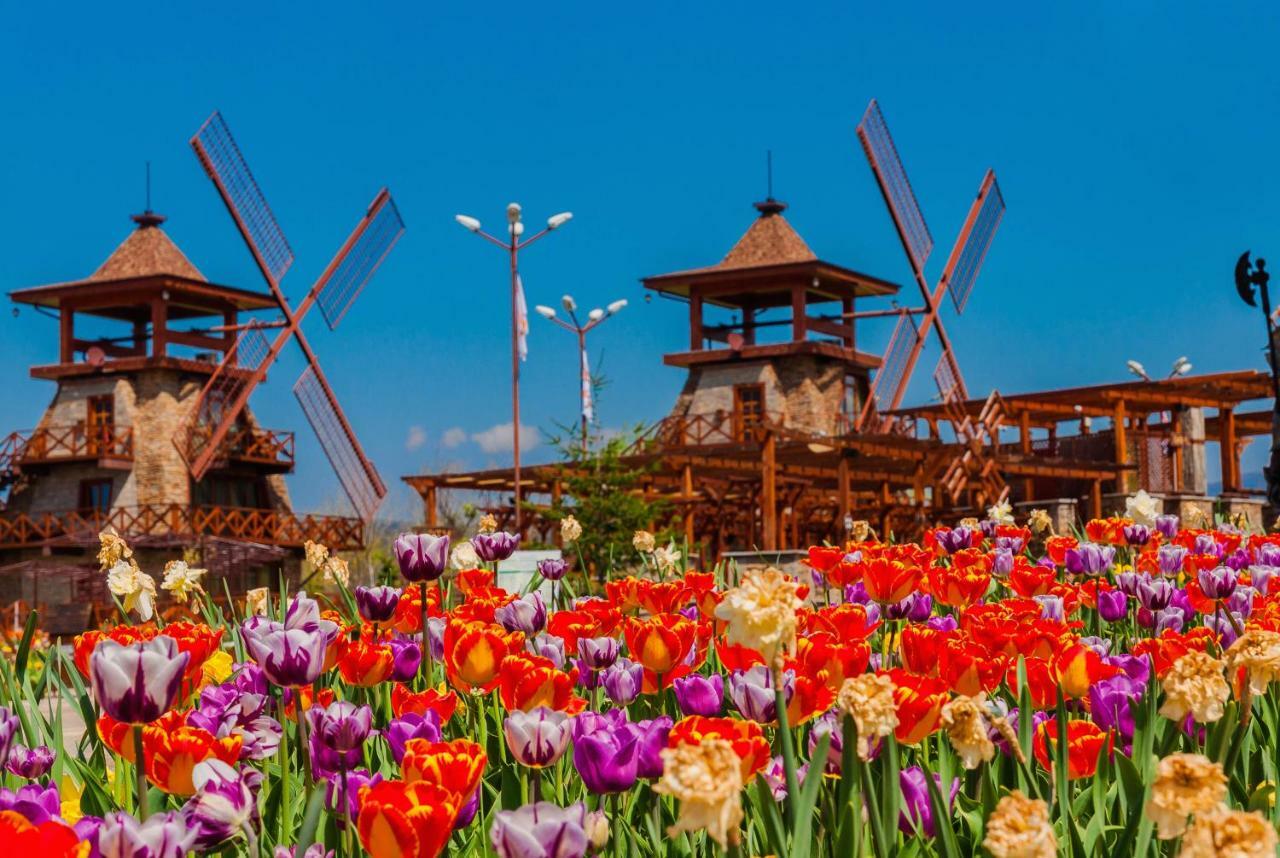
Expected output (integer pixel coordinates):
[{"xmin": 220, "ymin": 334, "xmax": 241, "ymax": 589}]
[
  {"xmin": 424, "ymin": 485, "xmax": 438, "ymax": 529},
  {"xmin": 842, "ymin": 298, "xmax": 855, "ymax": 349},
  {"xmin": 804, "ymin": 316, "xmax": 854, "ymax": 340},
  {"xmin": 59, "ymin": 307, "xmax": 74, "ymax": 363},
  {"xmin": 1113, "ymin": 400, "xmax": 1128, "ymax": 492},
  {"xmin": 151, "ymin": 299, "xmax": 167, "ymax": 358},
  {"xmin": 689, "ymin": 291, "xmax": 703, "ymax": 351},
  {"xmin": 165, "ymin": 329, "xmax": 234, "ymax": 353},
  {"xmin": 1220, "ymin": 407, "xmax": 1238, "ymax": 493},
  {"xmin": 1019, "ymin": 410, "xmax": 1034, "ymax": 501},
  {"xmin": 682, "ymin": 463, "xmax": 695, "ymax": 549},
  {"xmin": 837, "ymin": 456, "xmax": 850, "ymax": 525},
  {"xmin": 761, "ymin": 431, "xmax": 778, "ymax": 550}
]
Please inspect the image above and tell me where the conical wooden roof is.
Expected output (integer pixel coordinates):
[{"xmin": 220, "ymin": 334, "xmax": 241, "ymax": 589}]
[
  {"xmin": 715, "ymin": 205, "xmax": 817, "ymax": 270},
  {"xmin": 88, "ymin": 216, "xmax": 207, "ymax": 283}
]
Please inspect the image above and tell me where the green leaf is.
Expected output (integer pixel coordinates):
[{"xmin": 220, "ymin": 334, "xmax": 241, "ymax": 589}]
[
  {"xmin": 294, "ymin": 785, "xmax": 327, "ymax": 854},
  {"xmin": 790, "ymin": 730, "xmax": 831, "ymax": 858},
  {"xmin": 14, "ymin": 608, "xmax": 38, "ymax": 681},
  {"xmin": 921, "ymin": 759, "xmax": 962, "ymax": 858}
]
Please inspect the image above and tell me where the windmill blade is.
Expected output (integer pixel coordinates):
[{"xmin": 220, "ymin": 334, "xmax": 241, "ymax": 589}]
[
  {"xmin": 864, "ymin": 311, "xmax": 920, "ymax": 420},
  {"xmin": 174, "ymin": 322, "xmax": 274, "ymax": 480},
  {"xmin": 933, "ymin": 349, "xmax": 967, "ymax": 408},
  {"xmin": 311, "ymin": 189, "xmax": 405, "ymax": 329},
  {"xmin": 293, "ymin": 363, "xmax": 387, "ymax": 522},
  {"xmin": 191, "ymin": 111, "xmax": 295, "ymax": 287},
  {"xmin": 857, "ymin": 99, "xmax": 934, "ymax": 273},
  {"xmin": 939, "ymin": 171, "xmax": 1005, "ymax": 313}
]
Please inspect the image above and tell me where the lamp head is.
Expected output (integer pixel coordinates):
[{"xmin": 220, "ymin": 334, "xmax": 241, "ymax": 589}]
[
  {"xmin": 506, "ymin": 203, "xmax": 522, "ymax": 223},
  {"xmin": 588, "ymin": 308, "xmax": 605, "ymax": 321},
  {"xmin": 535, "ymin": 305, "xmax": 557, "ymax": 320},
  {"xmin": 561, "ymin": 294, "xmax": 577, "ymax": 313},
  {"xmin": 547, "ymin": 212, "xmax": 573, "ymax": 230},
  {"xmin": 606, "ymin": 299, "xmax": 628, "ymax": 314},
  {"xmin": 1126, "ymin": 359, "xmax": 1149, "ymax": 380},
  {"xmin": 454, "ymin": 214, "xmax": 481, "ymax": 232}
]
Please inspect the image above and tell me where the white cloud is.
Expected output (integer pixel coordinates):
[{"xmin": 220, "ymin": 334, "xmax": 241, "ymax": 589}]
[
  {"xmin": 470, "ymin": 421, "xmax": 540, "ymax": 455},
  {"xmin": 441, "ymin": 427, "xmax": 469, "ymax": 449},
  {"xmin": 405, "ymin": 425, "xmax": 427, "ymax": 451}
]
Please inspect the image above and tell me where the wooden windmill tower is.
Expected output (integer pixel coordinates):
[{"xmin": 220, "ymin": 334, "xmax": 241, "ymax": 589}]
[{"xmin": 0, "ymin": 112, "xmax": 401, "ymax": 631}]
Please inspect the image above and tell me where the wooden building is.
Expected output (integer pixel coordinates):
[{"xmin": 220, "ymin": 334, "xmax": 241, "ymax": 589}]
[{"xmin": 0, "ymin": 211, "xmax": 362, "ymax": 630}]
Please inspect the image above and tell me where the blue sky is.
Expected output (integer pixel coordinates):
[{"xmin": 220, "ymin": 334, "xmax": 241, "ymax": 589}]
[{"xmin": 1, "ymin": 2, "xmax": 1277, "ymax": 519}]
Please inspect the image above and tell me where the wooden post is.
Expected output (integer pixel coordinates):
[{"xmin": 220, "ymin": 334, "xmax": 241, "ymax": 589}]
[
  {"xmin": 791, "ymin": 285, "xmax": 807, "ymax": 342},
  {"xmin": 682, "ymin": 463, "xmax": 695, "ymax": 550},
  {"xmin": 1091, "ymin": 479, "xmax": 1103, "ymax": 520},
  {"xmin": 1019, "ymin": 410, "xmax": 1034, "ymax": 501},
  {"xmin": 837, "ymin": 456, "xmax": 851, "ymax": 525},
  {"xmin": 689, "ymin": 291, "xmax": 704, "ymax": 351},
  {"xmin": 59, "ymin": 307, "xmax": 74, "ymax": 363},
  {"xmin": 423, "ymin": 485, "xmax": 438, "ymax": 530},
  {"xmin": 842, "ymin": 298, "xmax": 855, "ymax": 349},
  {"xmin": 1220, "ymin": 407, "xmax": 1238, "ymax": 493},
  {"xmin": 151, "ymin": 298, "xmax": 167, "ymax": 358},
  {"xmin": 1113, "ymin": 400, "xmax": 1128, "ymax": 492},
  {"xmin": 761, "ymin": 432, "xmax": 777, "ymax": 550},
  {"xmin": 913, "ymin": 465, "xmax": 926, "ymax": 507},
  {"xmin": 743, "ymin": 305, "xmax": 756, "ymax": 345}
]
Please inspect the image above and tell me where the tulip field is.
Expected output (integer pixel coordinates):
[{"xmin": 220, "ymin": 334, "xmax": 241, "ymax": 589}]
[{"xmin": 4, "ymin": 500, "xmax": 1280, "ymax": 857}]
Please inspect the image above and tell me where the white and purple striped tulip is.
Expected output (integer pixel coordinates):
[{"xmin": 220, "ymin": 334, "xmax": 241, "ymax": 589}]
[
  {"xmin": 5, "ymin": 744, "xmax": 55, "ymax": 780},
  {"xmin": 496, "ymin": 592, "xmax": 547, "ymax": 635},
  {"xmin": 503, "ymin": 707, "xmax": 572, "ymax": 768},
  {"xmin": 394, "ymin": 532, "xmax": 450, "ymax": 582},
  {"xmin": 183, "ymin": 759, "xmax": 258, "ymax": 851},
  {"xmin": 92, "ymin": 810, "xmax": 197, "ymax": 858},
  {"xmin": 473, "ymin": 531, "xmax": 520, "ymax": 563},
  {"xmin": 90, "ymin": 636, "xmax": 190, "ymax": 725},
  {"xmin": 355, "ymin": 585, "xmax": 401, "ymax": 624},
  {"xmin": 490, "ymin": 801, "xmax": 605, "ymax": 858},
  {"xmin": 241, "ymin": 592, "xmax": 338, "ymax": 688},
  {"xmin": 0, "ymin": 706, "xmax": 18, "ymax": 768}
]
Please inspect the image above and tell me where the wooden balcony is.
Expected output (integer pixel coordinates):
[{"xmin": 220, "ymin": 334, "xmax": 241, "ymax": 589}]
[
  {"xmin": 631, "ymin": 410, "xmax": 786, "ymax": 450},
  {"xmin": 0, "ymin": 503, "xmax": 362, "ymax": 551},
  {"xmin": 219, "ymin": 427, "xmax": 295, "ymax": 472},
  {"xmin": 1, "ymin": 425, "xmax": 134, "ymax": 473}
]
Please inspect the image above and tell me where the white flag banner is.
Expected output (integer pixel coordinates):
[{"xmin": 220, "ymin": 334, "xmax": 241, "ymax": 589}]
[
  {"xmin": 581, "ymin": 346, "xmax": 593, "ymax": 422},
  {"xmin": 516, "ymin": 274, "xmax": 529, "ymax": 362}
]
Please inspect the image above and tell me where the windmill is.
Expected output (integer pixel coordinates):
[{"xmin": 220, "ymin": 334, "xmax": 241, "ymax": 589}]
[
  {"xmin": 173, "ymin": 111, "xmax": 404, "ymax": 523},
  {"xmin": 854, "ymin": 99, "xmax": 1008, "ymax": 505}
]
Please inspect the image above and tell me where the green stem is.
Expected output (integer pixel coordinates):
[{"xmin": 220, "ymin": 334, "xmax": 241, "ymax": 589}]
[
  {"xmin": 771, "ymin": 661, "xmax": 800, "ymax": 829},
  {"xmin": 420, "ymin": 585, "xmax": 433, "ymax": 687},
  {"xmin": 133, "ymin": 725, "xmax": 148, "ymax": 820},
  {"xmin": 295, "ymin": 694, "xmax": 312, "ymax": 782}
]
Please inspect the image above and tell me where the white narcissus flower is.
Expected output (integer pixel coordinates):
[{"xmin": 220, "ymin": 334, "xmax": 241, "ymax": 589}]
[
  {"xmin": 652, "ymin": 541, "xmax": 682, "ymax": 574},
  {"xmin": 987, "ymin": 500, "xmax": 1014, "ymax": 525},
  {"xmin": 321, "ymin": 556, "xmax": 350, "ymax": 588},
  {"xmin": 451, "ymin": 541, "xmax": 480, "ymax": 571},
  {"xmin": 715, "ymin": 567, "xmax": 801, "ymax": 665},
  {"xmin": 245, "ymin": 587, "xmax": 269, "ymax": 617},
  {"xmin": 161, "ymin": 560, "xmax": 207, "ymax": 602},
  {"xmin": 633, "ymin": 530, "xmax": 656, "ymax": 553},
  {"xmin": 107, "ymin": 560, "xmax": 157, "ymax": 621},
  {"xmin": 560, "ymin": 515, "xmax": 583, "ymax": 545},
  {"xmin": 1126, "ymin": 489, "xmax": 1160, "ymax": 526}
]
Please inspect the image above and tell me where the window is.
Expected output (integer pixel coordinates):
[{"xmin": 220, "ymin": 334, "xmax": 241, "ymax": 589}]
[
  {"xmin": 192, "ymin": 475, "xmax": 268, "ymax": 509},
  {"xmin": 79, "ymin": 478, "xmax": 114, "ymax": 514},
  {"xmin": 733, "ymin": 383, "xmax": 766, "ymax": 441},
  {"xmin": 86, "ymin": 394, "xmax": 114, "ymax": 455}
]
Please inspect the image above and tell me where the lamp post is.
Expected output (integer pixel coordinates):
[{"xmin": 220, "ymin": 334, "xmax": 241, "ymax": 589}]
[
  {"xmin": 534, "ymin": 295, "xmax": 627, "ymax": 454},
  {"xmin": 454, "ymin": 204, "xmax": 573, "ymax": 532},
  {"xmin": 1235, "ymin": 252, "xmax": 1280, "ymax": 506}
]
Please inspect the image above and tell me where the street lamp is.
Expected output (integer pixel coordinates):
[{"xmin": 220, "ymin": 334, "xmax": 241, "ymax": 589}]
[
  {"xmin": 454, "ymin": 202, "xmax": 573, "ymax": 532},
  {"xmin": 1126, "ymin": 360, "xmax": 1151, "ymax": 382},
  {"xmin": 535, "ymin": 295, "xmax": 627, "ymax": 453}
]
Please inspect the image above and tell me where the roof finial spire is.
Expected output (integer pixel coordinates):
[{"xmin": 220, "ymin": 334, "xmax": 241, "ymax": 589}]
[
  {"xmin": 767, "ymin": 150, "xmax": 773, "ymax": 200},
  {"xmin": 753, "ymin": 149, "xmax": 786, "ymax": 217},
  {"xmin": 131, "ymin": 160, "xmax": 165, "ymax": 229}
]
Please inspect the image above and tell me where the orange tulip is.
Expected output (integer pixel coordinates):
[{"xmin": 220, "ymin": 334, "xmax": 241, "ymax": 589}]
[
  {"xmin": 861, "ymin": 558, "xmax": 921, "ymax": 605},
  {"xmin": 1053, "ymin": 642, "xmax": 1120, "ymax": 700},
  {"xmin": 899, "ymin": 625, "xmax": 951, "ymax": 676},
  {"xmin": 887, "ymin": 669, "xmax": 949, "ymax": 745},
  {"xmin": 547, "ymin": 606, "xmax": 621, "ymax": 651},
  {"xmin": 939, "ymin": 639, "xmax": 1007, "ymax": 697},
  {"xmin": 624, "ymin": 613, "xmax": 696, "ymax": 676},
  {"xmin": 337, "ymin": 636, "xmax": 396, "ymax": 687},
  {"xmin": 1033, "ymin": 718, "xmax": 1112, "ymax": 779},
  {"xmin": 1132, "ymin": 628, "xmax": 1215, "ymax": 676},
  {"xmin": 1044, "ymin": 535, "xmax": 1077, "ymax": 566},
  {"xmin": 639, "ymin": 580, "xmax": 693, "ymax": 616},
  {"xmin": 357, "ymin": 779, "xmax": 461, "ymax": 858},
  {"xmin": 391, "ymin": 683, "xmax": 458, "ymax": 723},
  {"xmin": 400, "ymin": 738, "xmax": 487, "ymax": 798},
  {"xmin": 392, "ymin": 584, "xmax": 442, "ymax": 634},
  {"xmin": 794, "ymin": 633, "xmax": 870, "ymax": 690},
  {"xmin": 284, "ymin": 686, "xmax": 335, "ymax": 720},
  {"xmin": 73, "ymin": 625, "xmax": 156, "ymax": 677},
  {"xmin": 97, "ymin": 710, "xmax": 185, "ymax": 763},
  {"xmin": 497, "ymin": 654, "xmax": 583, "ymax": 712},
  {"xmin": 443, "ymin": 620, "xmax": 524, "ymax": 693},
  {"xmin": 714, "ymin": 639, "xmax": 765, "ymax": 673},
  {"xmin": 144, "ymin": 723, "xmax": 242, "ymax": 795},
  {"xmin": 0, "ymin": 811, "xmax": 87, "ymax": 856},
  {"xmin": 804, "ymin": 603, "xmax": 880, "ymax": 643},
  {"xmin": 668, "ymin": 716, "xmax": 770, "ymax": 782},
  {"xmin": 1007, "ymin": 558, "xmax": 1057, "ymax": 598},
  {"xmin": 1005, "ymin": 656, "xmax": 1058, "ymax": 710},
  {"xmin": 785, "ymin": 671, "xmax": 838, "ymax": 726},
  {"xmin": 454, "ymin": 568, "xmax": 496, "ymax": 596},
  {"xmin": 927, "ymin": 563, "xmax": 991, "ymax": 609},
  {"xmin": 807, "ymin": 546, "xmax": 844, "ymax": 573},
  {"xmin": 605, "ymin": 576, "xmax": 646, "ymax": 614}
]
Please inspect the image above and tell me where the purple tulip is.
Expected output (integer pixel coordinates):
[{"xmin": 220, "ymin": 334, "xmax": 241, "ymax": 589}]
[
  {"xmin": 1115, "ymin": 571, "xmax": 1142, "ymax": 597},
  {"xmin": 454, "ymin": 787, "xmax": 481, "ymax": 830},
  {"xmin": 0, "ymin": 783, "xmax": 60, "ymax": 825},
  {"xmin": 1033, "ymin": 595, "xmax": 1064, "ymax": 623},
  {"xmin": 1154, "ymin": 609, "xmax": 1186, "ymax": 634},
  {"xmin": 306, "ymin": 701, "xmax": 373, "ymax": 778},
  {"xmin": 899, "ymin": 767, "xmax": 960, "ymax": 838},
  {"xmin": 762, "ymin": 755, "xmax": 812, "ymax": 801},
  {"xmin": 729, "ymin": 666, "xmax": 782, "ymax": 723},
  {"xmin": 1224, "ymin": 548, "xmax": 1251, "ymax": 572},
  {"xmin": 385, "ymin": 712, "xmax": 442, "ymax": 764},
  {"xmin": 995, "ymin": 534, "xmax": 1026, "ymax": 554},
  {"xmin": 1250, "ymin": 564, "xmax": 1278, "ymax": 596},
  {"xmin": 1227, "ymin": 586, "xmax": 1256, "ymax": 618},
  {"xmin": 425, "ymin": 616, "xmax": 446, "ymax": 662},
  {"xmin": 1137, "ymin": 577, "xmax": 1174, "ymax": 612},
  {"xmin": 183, "ymin": 759, "xmax": 259, "ymax": 850},
  {"xmin": 241, "ymin": 592, "xmax": 338, "ymax": 689},
  {"xmin": 1064, "ymin": 543, "xmax": 1115, "ymax": 576},
  {"xmin": 233, "ymin": 662, "xmax": 270, "ymax": 697},
  {"xmin": 1097, "ymin": 590, "xmax": 1129, "ymax": 623},
  {"xmin": 496, "ymin": 593, "xmax": 548, "ymax": 635},
  {"xmin": 529, "ymin": 634, "xmax": 567, "ymax": 669},
  {"xmin": 927, "ymin": 615, "xmax": 959, "ymax": 632},
  {"xmin": 325, "ymin": 768, "xmax": 380, "ymax": 827},
  {"xmin": 1199, "ymin": 566, "xmax": 1239, "ymax": 600},
  {"xmin": 936, "ymin": 527, "xmax": 973, "ymax": 555},
  {"xmin": 5, "ymin": 744, "xmax": 54, "ymax": 780},
  {"xmin": 571, "ymin": 711, "xmax": 640, "ymax": 794},
  {"xmin": 537, "ymin": 557, "xmax": 569, "ymax": 581},
  {"xmin": 473, "ymin": 531, "xmax": 520, "ymax": 563},
  {"xmin": 845, "ymin": 581, "xmax": 871, "ymax": 604},
  {"xmin": 601, "ymin": 657, "xmax": 643, "ymax": 706},
  {"xmin": 274, "ymin": 846, "xmax": 334, "ymax": 858},
  {"xmin": 1154, "ymin": 514, "xmax": 1180, "ymax": 540},
  {"xmin": 672, "ymin": 673, "xmax": 724, "ymax": 717},
  {"xmin": 808, "ymin": 709, "xmax": 844, "ymax": 775},
  {"xmin": 1194, "ymin": 534, "xmax": 1224, "ymax": 559},
  {"xmin": 633, "ymin": 716, "xmax": 673, "ymax": 779},
  {"xmin": 90, "ymin": 635, "xmax": 190, "ymax": 724},
  {"xmin": 0, "ymin": 706, "xmax": 18, "ymax": 769},
  {"xmin": 577, "ymin": 637, "xmax": 620, "ymax": 671},
  {"xmin": 1204, "ymin": 612, "xmax": 1243, "ymax": 648},
  {"xmin": 991, "ymin": 549, "xmax": 1015, "ymax": 577},
  {"xmin": 355, "ymin": 585, "xmax": 401, "ymax": 624},
  {"xmin": 388, "ymin": 638, "xmax": 422, "ymax": 683},
  {"xmin": 394, "ymin": 532, "xmax": 450, "ymax": 582},
  {"xmin": 885, "ymin": 592, "xmax": 920, "ymax": 621},
  {"xmin": 1089, "ymin": 679, "xmax": 1137, "ymax": 749},
  {"xmin": 490, "ymin": 801, "xmax": 605, "ymax": 858},
  {"xmin": 1123, "ymin": 524, "xmax": 1153, "ymax": 547},
  {"xmin": 1079, "ymin": 635, "xmax": 1112, "ymax": 656},
  {"xmin": 90, "ymin": 811, "xmax": 197, "ymax": 858},
  {"xmin": 1257, "ymin": 543, "xmax": 1280, "ymax": 566},
  {"xmin": 504, "ymin": 707, "xmax": 573, "ymax": 768},
  {"xmin": 188, "ymin": 681, "xmax": 280, "ymax": 762}
]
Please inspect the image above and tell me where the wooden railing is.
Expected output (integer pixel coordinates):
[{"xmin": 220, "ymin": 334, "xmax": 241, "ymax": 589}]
[
  {"xmin": 0, "ymin": 504, "xmax": 362, "ymax": 551},
  {"xmin": 631, "ymin": 410, "xmax": 787, "ymax": 451},
  {"xmin": 221, "ymin": 427, "xmax": 295, "ymax": 468},
  {"xmin": 2, "ymin": 425, "xmax": 134, "ymax": 470}
]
